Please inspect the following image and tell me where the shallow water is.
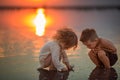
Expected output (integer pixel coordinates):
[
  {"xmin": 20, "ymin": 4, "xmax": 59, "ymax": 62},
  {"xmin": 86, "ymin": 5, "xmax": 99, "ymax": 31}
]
[
  {"xmin": 0, "ymin": 50, "xmax": 119, "ymax": 80},
  {"xmin": 0, "ymin": 9, "xmax": 120, "ymax": 80}
]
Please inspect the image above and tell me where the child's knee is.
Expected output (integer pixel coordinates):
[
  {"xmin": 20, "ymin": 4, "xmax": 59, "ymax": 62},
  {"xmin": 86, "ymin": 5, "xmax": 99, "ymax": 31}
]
[
  {"xmin": 97, "ymin": 50, "xmax": 106, "ymax": 58},
  {"xmin": 88, "ymin": 51, "xmax": 93, "ymax": 57},
  {"xmin": 88, "ymin": 50, "xmax": 95, "ymax": 57}
]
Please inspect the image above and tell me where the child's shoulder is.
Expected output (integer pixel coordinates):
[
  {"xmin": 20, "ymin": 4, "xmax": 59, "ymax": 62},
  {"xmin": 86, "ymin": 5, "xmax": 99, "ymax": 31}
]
[
  {"xmin": 100, "ymin": 38, "xmax": 112, "ymax": 44},
  {"xmin": 45, "ymin": 40, "xmax": 59, "ymax": 47},
  {"xmin": 99, "ymin": 38, "xmax": 115, "ymax": 48}
]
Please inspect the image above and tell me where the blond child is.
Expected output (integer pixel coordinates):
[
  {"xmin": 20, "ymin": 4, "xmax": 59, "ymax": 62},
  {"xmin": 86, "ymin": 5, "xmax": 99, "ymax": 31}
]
[
  {"xmin": 79, "ymin": 28, "xmax": 118, "ymax": 69},
  {"xmin": 38, "ymin": 27, "xmax": 78, "ymax": 71}
]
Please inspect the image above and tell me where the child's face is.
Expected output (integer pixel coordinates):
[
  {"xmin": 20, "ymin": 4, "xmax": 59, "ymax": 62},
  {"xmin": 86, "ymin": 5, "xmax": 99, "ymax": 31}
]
[{"xmin": 83, "ymin": 39, "xmax": 98, "ymax": 49}]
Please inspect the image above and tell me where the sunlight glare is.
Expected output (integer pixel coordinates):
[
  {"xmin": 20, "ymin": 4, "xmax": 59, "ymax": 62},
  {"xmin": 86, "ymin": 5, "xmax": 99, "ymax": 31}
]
[{"xmin": 34, "ymin": 9, "xmax": 46, "ymax": 36}]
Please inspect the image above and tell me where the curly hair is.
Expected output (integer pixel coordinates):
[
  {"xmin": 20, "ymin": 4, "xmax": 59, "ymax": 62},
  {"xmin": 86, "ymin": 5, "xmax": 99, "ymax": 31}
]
[{"xmin": 53, "ymin": 27, "xmax": 78, "ymax": 49}]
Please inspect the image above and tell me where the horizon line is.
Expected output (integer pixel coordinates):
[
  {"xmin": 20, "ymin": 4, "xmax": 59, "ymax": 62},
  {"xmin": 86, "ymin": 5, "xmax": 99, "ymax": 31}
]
[{"xmin": 0, "ymin": 5, "xmax": 120, "ymax": 10}]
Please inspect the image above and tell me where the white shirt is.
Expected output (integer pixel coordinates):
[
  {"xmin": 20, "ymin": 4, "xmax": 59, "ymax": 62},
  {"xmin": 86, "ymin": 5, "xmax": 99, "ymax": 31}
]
[{"xmin": 39, "ymin": 40, "xmax": 69, "ymax": 71}]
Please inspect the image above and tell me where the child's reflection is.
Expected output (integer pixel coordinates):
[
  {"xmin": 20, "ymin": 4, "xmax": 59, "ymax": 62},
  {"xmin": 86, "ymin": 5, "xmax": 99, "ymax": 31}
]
[
  {"xmin": 38, "ymin": 68, "xmax": 73, "ymax": 80},
  {"xmin": 89, "ymin": 67, "xmax": 118, "ymax": 80}
]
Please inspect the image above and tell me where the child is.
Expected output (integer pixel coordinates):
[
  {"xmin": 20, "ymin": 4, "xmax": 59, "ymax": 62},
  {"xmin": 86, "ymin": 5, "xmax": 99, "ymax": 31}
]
[
  {"xmin": 79, "ymin": 28, "xmax": 118, "ymax": 69},
  {"xmin": 38, "ymin": 27, "xmax": 78, "ymax": 72}
]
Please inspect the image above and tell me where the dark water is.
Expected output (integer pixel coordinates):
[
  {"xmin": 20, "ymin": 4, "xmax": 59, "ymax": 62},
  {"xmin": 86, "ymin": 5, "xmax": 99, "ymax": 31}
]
[
  {"xmin": 0, "ymin": 9, "xmax": 120, "ymax": 80},
  {"xmin": 37, "ymin": 67, "xmax": 118, "ymax": 80}
]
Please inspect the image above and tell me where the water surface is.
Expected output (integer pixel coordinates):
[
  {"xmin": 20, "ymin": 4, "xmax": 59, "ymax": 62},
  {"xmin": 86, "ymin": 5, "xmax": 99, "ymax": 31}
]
[{"xmin": 0, "ymin": 9, "xmax": 120, "ymax": 80}]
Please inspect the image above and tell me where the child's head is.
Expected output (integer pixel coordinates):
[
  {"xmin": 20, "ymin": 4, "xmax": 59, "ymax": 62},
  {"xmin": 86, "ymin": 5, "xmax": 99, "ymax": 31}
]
[
  {"xmin": 80, "ymin": 28, "xmax": 99, "ymax": 49},
  {"xmin": 53, "ymin": 27, "xmax": 78, "ymax": 50}
]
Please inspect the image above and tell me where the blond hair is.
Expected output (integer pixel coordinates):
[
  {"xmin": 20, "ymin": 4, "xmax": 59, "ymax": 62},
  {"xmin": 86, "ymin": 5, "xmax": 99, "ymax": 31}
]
[{"xmin": 53, "ymin": 27, "xmax": 78, "ymax": 49}]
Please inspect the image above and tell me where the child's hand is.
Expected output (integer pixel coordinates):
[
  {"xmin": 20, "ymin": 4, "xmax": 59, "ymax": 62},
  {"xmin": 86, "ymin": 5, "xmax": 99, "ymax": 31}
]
[
  {"xmin": 61, "ymin": 67, "xmax": 68, "ymax": 71},
  {"xmin": 66, "ymin": 65, "xmax": 74, "ymax": 72},
  {"xmin": 92, "ymin": 47, "xmax": 101, "ymax": 54},
  {"xmin": 94, "ymin": 46, "xmax": 101, "ymax": 52},
  {"xmin": 64, "ymin": 62, "xmax": 74, "ymax": 71}
]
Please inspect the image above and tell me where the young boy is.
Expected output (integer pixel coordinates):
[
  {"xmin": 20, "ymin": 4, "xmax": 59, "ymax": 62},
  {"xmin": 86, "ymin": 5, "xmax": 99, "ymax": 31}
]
[
  {"xmin": 79, "ymin": 28, "xmax": 118, "ymax": 69},
  {"xmin": 38, "ymin": 27, "xmax": 78, "ymax": 72}
]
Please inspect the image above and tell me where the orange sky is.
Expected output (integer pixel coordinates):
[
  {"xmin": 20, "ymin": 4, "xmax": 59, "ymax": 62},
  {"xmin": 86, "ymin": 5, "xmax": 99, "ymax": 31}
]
[
  {"xmin": 0, "ymin": 0, "xmax": 44, "ymax": 6},
  {"xmin": 0, "ymin": 0, "xmax": 120, "ymax": 7}
]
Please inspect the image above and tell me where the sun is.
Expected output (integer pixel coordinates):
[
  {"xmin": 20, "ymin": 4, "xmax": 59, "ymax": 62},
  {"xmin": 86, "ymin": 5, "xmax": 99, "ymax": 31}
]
[{"xmin": 33, "ymin": 9, "xmax": 46, "ymax": 36}]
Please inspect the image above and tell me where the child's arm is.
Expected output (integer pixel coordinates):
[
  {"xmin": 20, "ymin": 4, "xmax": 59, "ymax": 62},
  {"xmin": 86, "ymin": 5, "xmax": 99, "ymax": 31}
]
[
  {"xmin": 88, "ymin": 50, "xmax": 101, "ymax": 67},
  {"xmin": 62, "ymin": 51, "xmax": 72, "ymax": 70},
  {"xmin": 50, "ymin": 43, "xmax": 67, "ymax": 71},
  {"xmin": 97, "ymin": 50, "xmax": 111, "ymax": 69}
]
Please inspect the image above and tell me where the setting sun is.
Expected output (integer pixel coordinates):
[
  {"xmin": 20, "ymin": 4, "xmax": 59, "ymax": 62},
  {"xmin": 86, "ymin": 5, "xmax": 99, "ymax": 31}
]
[{"xmin": 34, "ymin": 9, "xmax": 46, "ymax": 36}]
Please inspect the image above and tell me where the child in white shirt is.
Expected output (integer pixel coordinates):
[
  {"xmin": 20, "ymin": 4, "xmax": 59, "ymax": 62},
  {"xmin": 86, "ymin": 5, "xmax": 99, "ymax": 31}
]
[{"xmin": 38, "ymin": 27, "xmax": 78, "ymax": 71}]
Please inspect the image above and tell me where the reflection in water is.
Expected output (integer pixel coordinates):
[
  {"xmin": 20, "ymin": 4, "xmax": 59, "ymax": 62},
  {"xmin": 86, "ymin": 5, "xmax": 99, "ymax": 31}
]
[
  {"xmin": 37, "ymin": 68, "xmax": 71, "ymax": 80},
  {"xmin": 89, "ymin": 67, "xmax": 118, "ymax": 80}
]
